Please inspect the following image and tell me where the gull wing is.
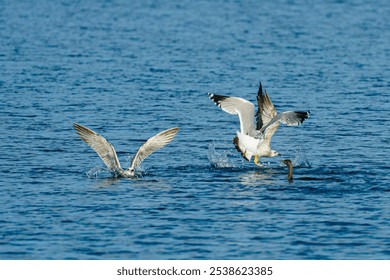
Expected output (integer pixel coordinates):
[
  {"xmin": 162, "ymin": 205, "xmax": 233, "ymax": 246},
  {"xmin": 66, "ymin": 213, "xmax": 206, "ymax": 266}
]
[
  {"xmin": 259, "ymin": 121, "xmax": 280, "ymax": 151},
  {"xmin": 278, "ymin": 111, "xmax": 310, "ymax": 126},
  {"xmin": 208, "ymin": 93, "xmax": 255, "ymax": 135},
  {"xmin": 256, "ymin": 82, "xmax": 277, "ymax": 130},
  {"xmin": 259, "ymin": 111, "xmax": 310, "ymax": 148},
  {"xmin": 73, "ymin": 123, "xmax": 121, "ymax": 172},
  {"xmin": 129, "ymin": 127, "xmax": 179, "ymax": 171}
]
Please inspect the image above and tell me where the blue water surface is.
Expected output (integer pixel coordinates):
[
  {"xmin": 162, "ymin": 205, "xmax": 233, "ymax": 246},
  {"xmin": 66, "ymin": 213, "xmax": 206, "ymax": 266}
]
[{"xmin": 0, "ymin": 0, "xmax": 389, "ymax": 259}]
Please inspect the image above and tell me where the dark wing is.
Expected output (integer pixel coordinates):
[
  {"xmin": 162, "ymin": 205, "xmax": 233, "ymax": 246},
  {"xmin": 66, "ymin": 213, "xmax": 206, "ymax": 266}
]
[
  {"xmin": 255, "ymin": 82, "xmax": 264, "ymax": 130},
  {"xmin": 256, "ymin": 82, "xmax": 277, "ymax": 130}
]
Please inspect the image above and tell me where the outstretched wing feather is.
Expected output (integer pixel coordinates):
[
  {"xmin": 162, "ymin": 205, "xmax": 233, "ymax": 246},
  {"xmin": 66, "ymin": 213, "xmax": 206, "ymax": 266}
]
[
  {"xmin": 259, "ymin": 110, "xmax": 310, "ymax": 149},
  {"xmin": 259, "ymin": 121, "xmax": 280, "ymax": 151},
  {"xmin": 279, "ymin": 111, "xmax": 310, "ymax": 126},
  {"xmin": 256, "ymin": 83, "xmax": 277, "ymax": 130},
  {"xmin": 208, "ymin": 93, "xmax": 255, "ymax": 134},
  {"xmin": 129, "ymin": 127, "xmax": 179, "ymax": 170},
  {"xmin": 73, "ymin": 123, "xmax": 121, "ymax": 172},
  {"xmin": 255, "ymin": 83, "xmax": 264, "ymax": 130}
]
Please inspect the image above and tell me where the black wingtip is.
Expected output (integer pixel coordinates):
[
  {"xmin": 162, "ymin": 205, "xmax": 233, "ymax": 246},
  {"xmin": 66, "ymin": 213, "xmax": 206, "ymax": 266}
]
[
  {"xmin": 257, "ymin": 81, "xmax": 263, "ymax": 97},
  {"xmin": 208, "ymin": 93, "xmax": 228, "ymax": 107},
  {"xmin": 295, "ymin": 111, "xmax": 311, "ymax": 124},
  {"xmin": 208, "ymin": 93, "xmax": 218, "ymax": 106}
]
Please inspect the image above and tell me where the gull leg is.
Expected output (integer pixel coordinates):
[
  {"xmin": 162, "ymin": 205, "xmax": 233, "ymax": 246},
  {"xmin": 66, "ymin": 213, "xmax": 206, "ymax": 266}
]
[{"xmin": 254, "ymin": 155, "xmax": 262, "ymax": 167}]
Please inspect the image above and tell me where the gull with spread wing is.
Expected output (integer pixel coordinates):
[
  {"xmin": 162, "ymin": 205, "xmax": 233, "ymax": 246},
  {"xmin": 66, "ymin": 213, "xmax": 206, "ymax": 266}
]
[
  {"xmin": 208, "ymin": 82, "xmax": 310, "ymax": 165},
  {"xmin": 73, "ymin": 123, "xmax": 179, "ymax": 178}
]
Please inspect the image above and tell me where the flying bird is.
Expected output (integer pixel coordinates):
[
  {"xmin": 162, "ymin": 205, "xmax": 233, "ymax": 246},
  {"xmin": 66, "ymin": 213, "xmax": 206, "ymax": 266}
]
[
  {"xmin": 208, "ymin": 82, "xmax": 310, "ymax": 165},
  {"xmin": 73, "ymin": 123, "xmax": 179, "ymax": 178}
]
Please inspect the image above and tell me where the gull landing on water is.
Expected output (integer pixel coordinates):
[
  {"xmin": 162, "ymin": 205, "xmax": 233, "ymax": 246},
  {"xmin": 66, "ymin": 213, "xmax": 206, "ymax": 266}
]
[
  {"xmin": 73, "ymin": 123, "xmax": 179, "ymax": 178},
  {"xmin": 208, "ymin": 82, "xmax": 310, "ymax": 166}
]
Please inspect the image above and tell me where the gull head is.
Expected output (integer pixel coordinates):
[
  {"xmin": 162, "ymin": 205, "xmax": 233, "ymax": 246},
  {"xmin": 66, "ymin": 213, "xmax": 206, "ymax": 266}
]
[
  {"xmin": 119, "ymin": 168, "xmax": 136, "ymax": 178},
  {"xmin": 270, "ymin": 150, "xmax": 281, "ymax": 157}
]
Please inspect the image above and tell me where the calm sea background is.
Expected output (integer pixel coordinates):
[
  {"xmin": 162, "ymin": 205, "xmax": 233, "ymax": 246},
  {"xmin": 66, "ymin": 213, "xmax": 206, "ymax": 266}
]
[{"xmin": 0, "ymin": 0, "xmax": 389, "ymax": 259}]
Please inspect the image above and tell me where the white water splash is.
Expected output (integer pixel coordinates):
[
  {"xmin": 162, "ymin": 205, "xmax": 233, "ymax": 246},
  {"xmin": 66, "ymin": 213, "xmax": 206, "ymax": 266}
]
[
  {"xmin": 85, "ymin": 165, "xmax": 110, "ymax": 179},
  {"xmin": 207, "ymin": 141, "xmax": 236, "ymax": 168},
  {"xmin": 292, "ymin": 146, "xmax": 312, "ymax": 167}
]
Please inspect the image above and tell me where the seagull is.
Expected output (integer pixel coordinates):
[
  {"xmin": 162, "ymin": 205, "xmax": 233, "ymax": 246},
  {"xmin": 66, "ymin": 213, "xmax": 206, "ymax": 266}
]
[
  {"xmin": 73, "ymin": 123, "xmax": 179, "ymax": 178},
  {"xmin": 208, "ymin": 82, "xmax": 310, "ymax": 165}
]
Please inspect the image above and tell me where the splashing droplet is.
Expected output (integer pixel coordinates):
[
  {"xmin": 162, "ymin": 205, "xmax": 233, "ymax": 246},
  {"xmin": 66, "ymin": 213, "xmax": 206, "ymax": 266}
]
[{"xmin": 207, "ymin": 141, "xmax": 236, "ymax": 168}]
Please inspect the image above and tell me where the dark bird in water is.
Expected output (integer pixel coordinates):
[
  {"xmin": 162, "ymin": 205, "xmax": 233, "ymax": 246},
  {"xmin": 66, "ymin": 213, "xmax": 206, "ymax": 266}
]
[{"xmin": 283, "ymin": 159, "xmax": 294, "ymax": 182}]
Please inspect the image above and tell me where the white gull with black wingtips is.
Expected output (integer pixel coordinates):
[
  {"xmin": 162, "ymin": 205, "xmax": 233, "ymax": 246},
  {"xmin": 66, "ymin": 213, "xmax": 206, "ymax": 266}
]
[
  {"xmin": 208, "ymin": 82, "xmax": 310, "ymax": 165},
  {"xmin": 74, "ymin": 123, "xmax": 179, "ymax": 178}
]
